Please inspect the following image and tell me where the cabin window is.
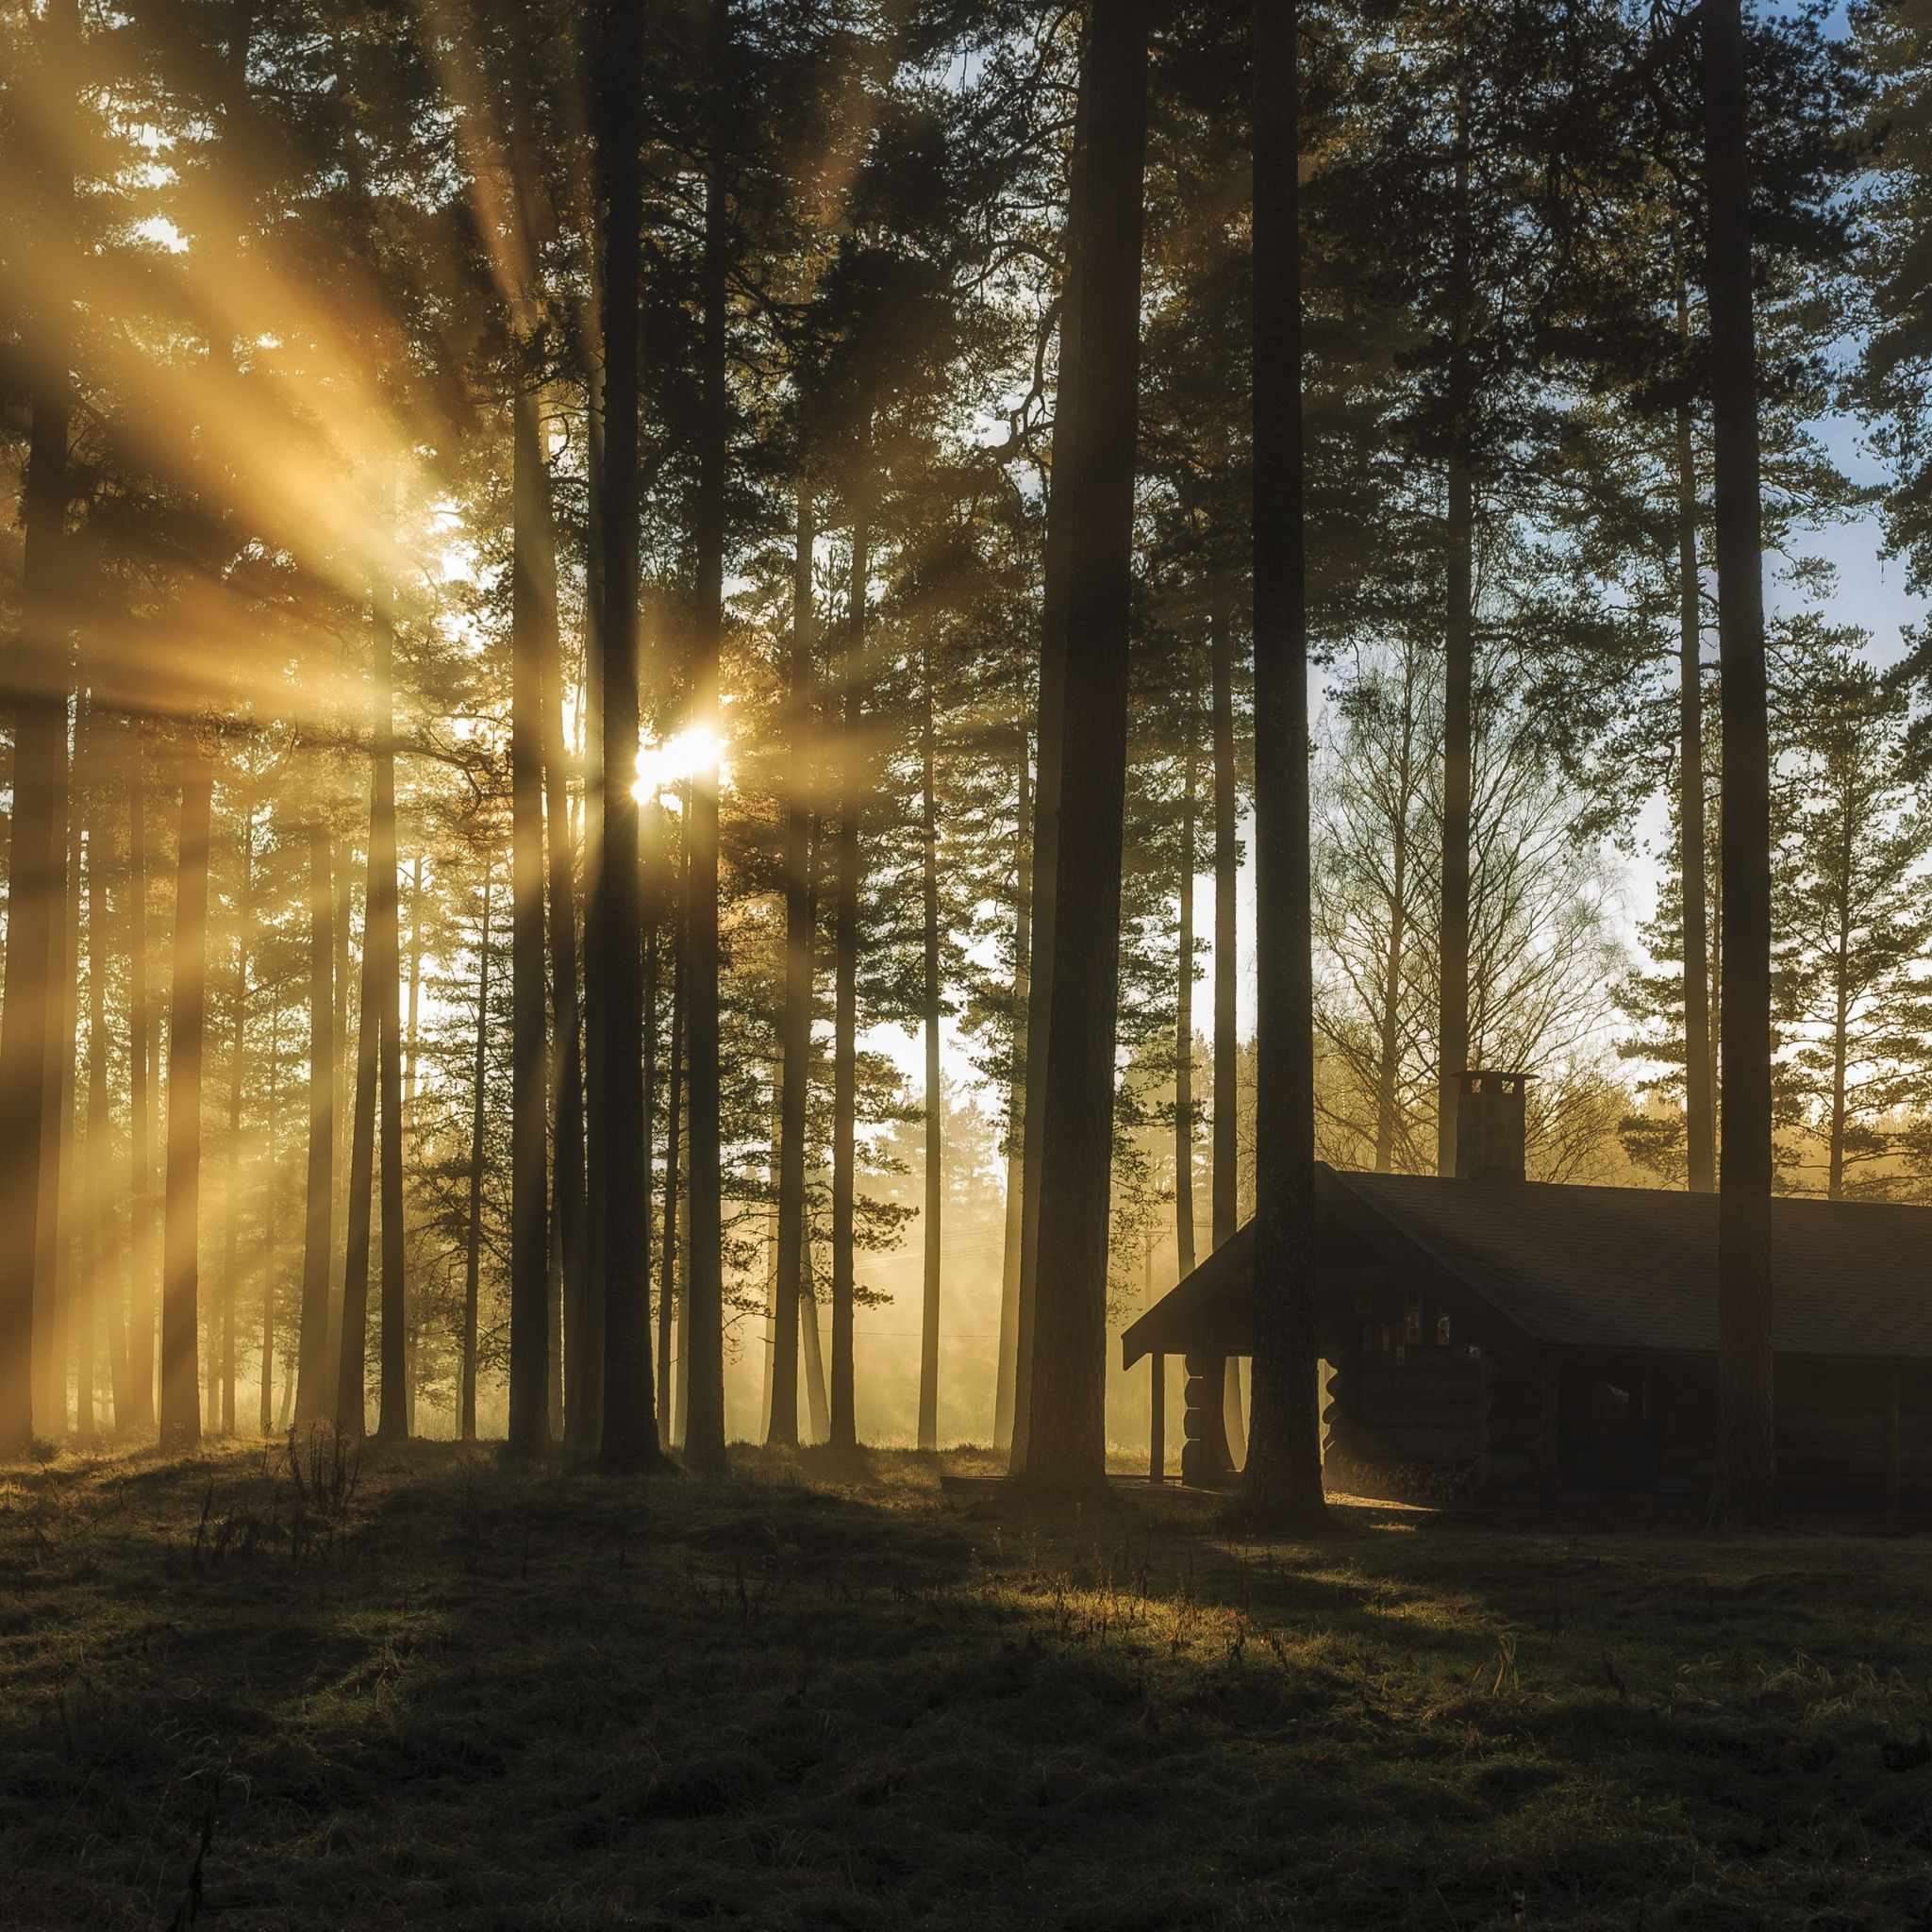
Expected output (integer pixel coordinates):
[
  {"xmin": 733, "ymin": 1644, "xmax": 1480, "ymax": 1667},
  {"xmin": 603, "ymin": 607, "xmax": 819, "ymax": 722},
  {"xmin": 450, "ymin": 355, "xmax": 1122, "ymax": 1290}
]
[
  {"xmin": 1593, "ymin": 1379, "xmax": 1633, "ymax": 1423},
  {"xmin": 1405, "ymin": 1292, "xmax": 1423, "ymax": 1341}
]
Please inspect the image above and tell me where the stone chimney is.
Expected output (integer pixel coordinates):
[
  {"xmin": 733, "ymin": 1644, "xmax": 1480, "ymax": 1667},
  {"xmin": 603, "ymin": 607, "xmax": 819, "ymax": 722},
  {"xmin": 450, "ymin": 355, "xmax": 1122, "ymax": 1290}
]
[{"xmin": 1454, "ymin": 1070, "xmax": 1530, "ymax": 1183}]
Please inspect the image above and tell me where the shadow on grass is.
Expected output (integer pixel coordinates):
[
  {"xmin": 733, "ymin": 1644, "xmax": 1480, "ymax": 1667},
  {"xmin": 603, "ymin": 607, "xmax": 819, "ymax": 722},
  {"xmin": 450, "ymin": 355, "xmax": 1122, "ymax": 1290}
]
[{"xmin": 6, "ymin": 1439, "xmax": 1932, "ymax": 1928}]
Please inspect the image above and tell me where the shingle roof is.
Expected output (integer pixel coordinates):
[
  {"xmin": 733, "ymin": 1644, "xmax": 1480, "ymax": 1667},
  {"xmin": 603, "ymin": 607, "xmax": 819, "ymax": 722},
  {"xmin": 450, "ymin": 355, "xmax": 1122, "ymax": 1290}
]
[{"xmin": 1331, "ymin": 1171, "xmax": 1932, "ymax": 1361}]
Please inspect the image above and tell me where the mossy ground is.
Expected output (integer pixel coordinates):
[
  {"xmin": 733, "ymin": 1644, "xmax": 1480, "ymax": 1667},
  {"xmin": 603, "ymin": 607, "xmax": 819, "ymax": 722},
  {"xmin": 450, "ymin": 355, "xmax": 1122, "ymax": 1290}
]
[{"xmin": 3, "ymin": 1438, "xmax": 1930, "ymax": 1929}]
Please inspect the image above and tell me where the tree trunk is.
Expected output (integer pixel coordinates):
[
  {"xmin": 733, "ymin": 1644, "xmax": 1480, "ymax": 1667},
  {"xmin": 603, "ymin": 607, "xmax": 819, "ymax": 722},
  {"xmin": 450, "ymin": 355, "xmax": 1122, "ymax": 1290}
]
[
  {"xmin": 830, "ymin": 458, "xmax": 871, "ymax": 1457},
  {"xmin": 1209, "ymin": 568, "xmax": 1239, "ymax": 1246},
  {"xmin": 683, "ymin": 101, "xmax": 730, "ymax": 1476},
  {"xmin": 1010, "ymin": 85, "xmax": 1091, "ymax": 1476},
  {"xmin": 1704, "ymin": 0, "xmax": 1775, "ymax": 1526},
  {"xmin": 259, "ymin": 993, "xmax": 280, "ymax": 1436},
  {"xmin": 1018, "ymin": 0, "xmax": 1148, "ymax": 1495},
  {"xmin": 36, "ymin": 797, "xmax": 77, "ymax": 1439},
  {"xmin": 218, "ymin": 801, "xmax": 256, "ymax": 1435},
  {"xmin": 336, "ymin": 810, "xmax": 380, "ymax": 1438},
  {"xmin": 592, "ymin": 0, "xmax": 663, "ymax": 1471},
  {"xmin": 461, "ymin": 876, "xmax": 491, "ymax": 1442},
  {"xmin": 160, "ymin": 745, "xmax": 213, "ymax": 1450},
  {"xmin": 1242, "ymin": 0, "xmax": 1326, "ymax": 1526},
  {"xmin": 992, "ymin": 692, "xmax": 1030, "ymax": 1454},
  {"xmin": 1374, "ymin": 656, "xmax": 1416, "ymax": 1172},
  {"xmin": 1675, "ymin": 275, "xmax": 1715, "ymax": 1195},
  {"xmin": 125, "ymin": 730, "xmax": 157, "ymax": 1430},
  {"xmin": 801, "ymin": 1247, "xmax": 830, "ymax": 1443},
  {"xmin": 1436, "ymin": 89, "xmax": 1474, "ymax": 1176},
  {"xmin": 771, "ymin": 478, "xmax": 815, "ymax": 1448},
  {"xmin": 371, "ymin": 605, "xmax": 408, "ymax": 1441},
  {"xmin": 509, "ymin": 388, "xmax": 553, "ymax": 1457},
  {"xmin": 0, "ymin": 0, "xmax": 74, "ymax": 1448},
  {"xmin": 540, "ymin": 489, "xmax": 591, "ymax": 1453},
  {"xmin": 0, "ymin": 249, "xmax": 70, "ymax": 1444},
  {"xmin": 918, "ymin": 638, "xmax": 943, "ymax": 1452},
  {"xmin": 661, "ymin": 859, "xmax": 687, "ymax": 1449},
  {"xmin": 295, "ymin": 824, "xmax": 334, "ymax": 1422},
  {"xmin": 1175, "ymin": 673, "xmax": 1198, "ymax": 1279},
  {"xmin": 82, "ymin": 738, "xmax": 111, "ymax": 1439},
  {"xmin": 406, "ymin": 856, "xmax": 422, "ymax": 1107},
  {"xmin": 327, "ymin": 834, "xmax": 353, "ymax": 1417}
]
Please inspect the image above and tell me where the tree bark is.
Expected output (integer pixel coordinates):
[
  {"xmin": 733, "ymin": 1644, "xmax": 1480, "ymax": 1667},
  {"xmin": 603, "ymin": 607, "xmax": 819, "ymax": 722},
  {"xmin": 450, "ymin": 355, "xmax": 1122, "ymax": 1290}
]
[
  {"xmin": 668, "ymin": 931, "xmax": 689, "ymax": 1445},
  {"xmin": 0, "ymin": 0, "xmax": 75, "ymax": 1452},
  {"xmin": 1242, "ymin": 0, "xmax": 1326, "ymax": 1526},
  {"xmin": 160, "ymin": 745, "xmax": 213, "ymax": 1450},
  {"xmin": 509, "ymin": 389, "xmax": 553, "ymax": 1457},
  {"xmin": 295, "ymin": 824, "xmax": 334, "ymax": 1422},
  {"xmin": 125, "ymin": 732, "xmax": 156, "ymax": 1430},
  {"xmin": 592, "ymin": 0, "xmax": 664, "ymax": 1471},
  {"xmin": 82, "ymin": 732, "xmax": 112, "ymax": 1439},
  {"xmin": 1209, "ymin": 568, "xmax": 1239, "ymax": 1246},
  {"xmin": 830, "ymin": 458, "xmax": 871, "ymax": 1457},
  {"xmin": 918, "ymin": 637, "xmax": 943, "ymax": 1452},
  {"xmin": 992, "ymin": 691, "xmax": 1030, "ymax": 1454},
  {"xmin": 683, "ymin": 98, "xmax": 730, "ymax": 1476},
  {"xmin": 539, "ymin": 498, "xmax": 591, "ymax": 1454},
  {"xmin": 1010, "ymin": 86, "xmax": 1090, "ymax": 1476},
  {"xmin": 1374, "ymin": 662, "xmax": 1416, "ymax": 1172},
  {"xmin": 1018, "ymin": 0, "xmax": 1148, "ymax": 1495},
  {"xmin": 1175, "ymin": 672, "xmax": 1198, "ymax": 1279},
  {"xmin": 1436, "ymin": 90, "xmax": 1474, "ymax": 1175},
  {"xmin": 218, "ymin": 800, "xmax": 256, "ymax": 1435},
  {"xmin": 371, "ymin": 604, "xmax": 408, "ymax": 1441},
  {"xmin": 1704, "ymin": 0, "xmax": 1775, "ymax": 1525},
  {"xmin": 1675, "ymin": 258, "xmax": 1716, "ymax": 1195},
  {"xmin": 336, "ymin": 808, "xmax": 380, "ymax": 1438},
  {"xmin": 770, "ymin": 479, "xmax": 815, "ymax": 1448},
  {"xmin": 461, "ymin": 876, "xmax": 491, "ymax": 1442}
]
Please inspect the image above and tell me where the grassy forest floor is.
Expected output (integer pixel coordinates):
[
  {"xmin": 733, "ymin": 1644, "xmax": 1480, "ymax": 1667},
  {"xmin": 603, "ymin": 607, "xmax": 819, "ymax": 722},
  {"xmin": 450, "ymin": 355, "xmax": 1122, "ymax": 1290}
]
[{"xmin": 3, "ymin": 1441, "xmax": 1931, "ymax": 1931}]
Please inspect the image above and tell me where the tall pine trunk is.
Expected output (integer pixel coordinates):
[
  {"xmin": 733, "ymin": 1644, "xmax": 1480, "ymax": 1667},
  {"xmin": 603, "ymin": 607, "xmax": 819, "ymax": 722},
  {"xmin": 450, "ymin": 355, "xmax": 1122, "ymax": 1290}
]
[
  {"xmin": 661, "ymin": 921, "xmax": 685, "ymax": 1447},
  {"xmin": 1436, "ymin": 89, "xmax": 1474, "ymax": 1176},
  {"xmin": 336, "ymin": 810, "xmax": 380, "ymax": 1437},
  {"xmin": 1010, "ymin": 89, "xmax": 1090, "ymax": 1475},
  {"xmin": 160, "ymin": 746, "xmax": 213, "ymax": 1449},
  {"xmin": 1374, "ymin": 660, "xmax": 1417, "ymax": 1171},
  {"xmin": 1209, "ymin": 570, "xmax": 1241, "ymax": 1242},
  {"xmin": 592, "ymin": 0, "xmax": 664, "ymax": 1471},
  {"xmin": 1675, "ymin": 254, "xmax": 1716, "ymax": 1195},
  {"xmin": 829, "ymin": 458, "xmax": 871, "ymax": 1456},
  {"xmin": 218, "ymin": 803, "xmax": 255, "ymax": 1434},
  {"xmin": 770, "ymin": 479, "xmax": 815, "ymax": 1448},
  {"xmin": 295, "ymin": 824, "xmax": 334, "ymax": 1421},
  {"xmin": 371, "ymin": 608, "xmax": 408, "ymax": 1441},
  {"xmin": 461, "ymin": 878, "xmax": 491, "ymax": 1443},
  {"xmin": 1242, "ymin": 0, "xmax": 1326, "ymax": 1526},
  {"xmin": 683, "ymin": 104, "xmax": 730, "ymax": 1476},
  {"xmin": 125, "ymin": 732, "xmax": 157, "ymax": 1429},
  {"xmin": 917, "ymin": 638, "xmax": 942, "ymax": 1452},
  {"xmin": 0, "ymin": 0, "xmax": 75, "ymax": 1452},
  {"xmin": 541, "ymin": 507, "xmax": 591, "ymax": 1452},
  {"xmin": 992, "ymin": 687, "xmax": 1030, "ymax": 1453},
  {"xmin": 1703, "ymin": 0, "xmax": 1774, "ymax": 1524},
  {"xmin": 1175, "ymin": 674, "xmax": 1197, "ymax": 1278},
  {"xmin": 509, "ymin": 390, "xmax": 552, "ymax": 1457},
  {"xmin": 82, "ymin": 741, "xmax": 112, "ymax": 1438},
  {"xmin": 1019, "ymin": 0, "xmax": 1148, "ymax": 1494}
]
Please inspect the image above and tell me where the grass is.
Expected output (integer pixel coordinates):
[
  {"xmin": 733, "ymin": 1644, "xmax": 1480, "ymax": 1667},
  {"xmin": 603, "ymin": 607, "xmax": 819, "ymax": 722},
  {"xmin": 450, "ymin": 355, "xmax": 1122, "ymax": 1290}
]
[{"xmin": 4, "ymin": 1440, "xmax": 1932, "ymax": 1929}]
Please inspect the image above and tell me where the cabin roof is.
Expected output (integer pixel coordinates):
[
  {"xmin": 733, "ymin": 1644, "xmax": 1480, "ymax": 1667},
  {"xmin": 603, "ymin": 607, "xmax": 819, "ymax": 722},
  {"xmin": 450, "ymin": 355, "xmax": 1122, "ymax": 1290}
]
[{"xmin": 1121, "ymin": 1167, "xmax": 1932, "ymax": 1368}]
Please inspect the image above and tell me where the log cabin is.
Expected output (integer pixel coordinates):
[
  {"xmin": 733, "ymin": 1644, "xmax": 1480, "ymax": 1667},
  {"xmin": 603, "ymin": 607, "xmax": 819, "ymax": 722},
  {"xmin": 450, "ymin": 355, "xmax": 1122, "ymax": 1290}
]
[{"xmin": 1122, "ymin": 1071, "xmax": 1932, "ymax": 1513}]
